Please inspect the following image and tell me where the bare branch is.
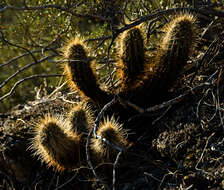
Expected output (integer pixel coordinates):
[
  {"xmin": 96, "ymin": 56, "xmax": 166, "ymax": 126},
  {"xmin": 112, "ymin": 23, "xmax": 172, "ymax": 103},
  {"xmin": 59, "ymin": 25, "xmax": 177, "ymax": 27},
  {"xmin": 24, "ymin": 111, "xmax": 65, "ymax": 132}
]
[
  {"xmin": 86, "ymin": 126, "xmax": 110, "ymax": 190},
  {"xmin": 85, "ymin": 6, "xmax": 224, "ymax": 46},
  {"xmin": 0, "ymin": 74, "xmax": 63, "ymax": 102},
  {"xmin": 112, "ymin": 152, "xmax": 122, "ymax": 190},
  {"xmin": 0, "ymin": 31, "xmax": 38, "ymax": 65},
  {"xmin": 195, "ymin": 133, "xmax": 215, "ymax": 171},
  {"xmin": 0, "ymin": 4, "xmax": 112, "ymax": 22},
  {"xmin": 146, "ymin": 82, "xmax": 213, "ymax": 113},
  {"xmin": 0, "ymin": 4, "xmax": 66, "ymax": 12},
  {"xmin": 0, "ymin": 48, "xmax": 54, "ymax": 68},
  {"xmin": 54, "ymin": 172, "xmax": 78, "ymax": 190},
  {"xmin": 190, "ymin": 33, "xmax": 224, "ymax": 84},
  {"xmin": 0, "ymin": 54, "xmax": 57, "ymax": 90},
  {"xmin": 86, "ymin": 98, "xmax": 122, "ymax": 189},
  {"xmin": 144, "ymin": 172, "xmax": 177, "ymax": 187}
]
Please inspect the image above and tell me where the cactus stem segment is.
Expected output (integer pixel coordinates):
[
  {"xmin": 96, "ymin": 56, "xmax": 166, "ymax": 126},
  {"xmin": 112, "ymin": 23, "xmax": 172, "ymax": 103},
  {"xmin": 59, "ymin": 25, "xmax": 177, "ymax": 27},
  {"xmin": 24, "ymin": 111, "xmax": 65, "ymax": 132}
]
[
  {"xmin": 62, "ymin": 37, "xmax": 110, "ymax": 107},
  {"xmin": 30, "ymin": 115, "xmax": 82, "ymax": 172}
]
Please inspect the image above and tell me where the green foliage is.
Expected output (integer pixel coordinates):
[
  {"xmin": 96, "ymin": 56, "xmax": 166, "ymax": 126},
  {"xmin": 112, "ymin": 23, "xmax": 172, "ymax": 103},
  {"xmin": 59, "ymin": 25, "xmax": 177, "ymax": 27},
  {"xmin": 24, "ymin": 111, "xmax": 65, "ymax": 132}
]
[
  {"xmin": 0, "ymin": 0, "xmax": 221, "ymax": 112},
  {"xmin": 0, "ymin": 1, "xmax": 71, "ymax": 111}
]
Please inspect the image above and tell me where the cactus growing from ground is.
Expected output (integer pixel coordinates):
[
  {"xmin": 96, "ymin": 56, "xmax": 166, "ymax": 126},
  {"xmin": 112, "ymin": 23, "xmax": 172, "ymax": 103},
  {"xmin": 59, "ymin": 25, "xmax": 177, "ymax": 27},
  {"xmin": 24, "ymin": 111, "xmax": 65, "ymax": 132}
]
[
  {"xmin": 32, "ymin": 13, "xmax": 199, "ymax": 174},
  {"xmin": 30, "ymin": 115, "xmax": 82, "ymax": 172},
  {"xmin": 62, "ymin": 13, "xmax": 199, "ymax": 108}
]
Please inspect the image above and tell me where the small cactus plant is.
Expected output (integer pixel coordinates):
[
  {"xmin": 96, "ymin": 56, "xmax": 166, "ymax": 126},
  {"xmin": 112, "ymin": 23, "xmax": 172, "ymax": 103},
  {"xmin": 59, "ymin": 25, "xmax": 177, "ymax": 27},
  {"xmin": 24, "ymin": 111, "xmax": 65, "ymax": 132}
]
[
  {"xmin": 32, "ymin": 13, "xmax": 199, "ymax": 174},
  {"xmin": 61, "ymin": 13, "xmax": 199, "ymax": 109}
]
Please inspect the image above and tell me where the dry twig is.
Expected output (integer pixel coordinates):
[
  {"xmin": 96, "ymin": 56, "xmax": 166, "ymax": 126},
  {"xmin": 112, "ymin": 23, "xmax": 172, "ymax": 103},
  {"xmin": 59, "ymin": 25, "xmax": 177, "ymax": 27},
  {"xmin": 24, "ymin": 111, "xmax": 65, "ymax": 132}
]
[
  {"xmin": 112, "ymin": 152, "xmax": 122, "ymax": 190},
  {"xmin": 0, "ymin": 74, "xmax": 63, "ymax": 101}
]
